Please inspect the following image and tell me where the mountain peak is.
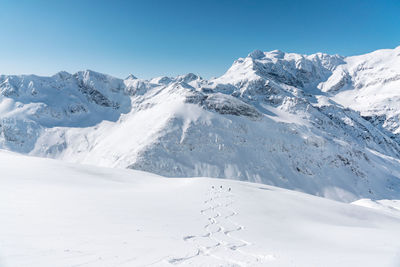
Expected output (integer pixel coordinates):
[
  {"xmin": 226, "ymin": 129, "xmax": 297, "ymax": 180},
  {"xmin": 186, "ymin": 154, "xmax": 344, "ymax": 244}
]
[
  {"xmin": 126, "ymin": 74, "xmax": 137, "ymax": 80},
  {"xmin": 248, "ymin": 49, "xmax": 265, "ymax": 59},
  {"xmin": 52, "ymin": 71, "xmax": 72, "ymax": 80},
  {"xmin": 266, "ymin": 49, "xmax": 285, "ymax": 59},
  {"xmin": 176, "ymin": 73, "xmax": 201, "ymax": 83}
]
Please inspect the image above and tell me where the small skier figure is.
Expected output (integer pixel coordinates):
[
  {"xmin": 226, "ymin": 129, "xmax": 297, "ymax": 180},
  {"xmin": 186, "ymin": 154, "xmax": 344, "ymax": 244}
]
[
  {"xmin": 228, "ymin": 188, "xmax": 231, "ymax": 192},
  {"xmin": 212, "ymin": 186, "xmax": 214, "ymax": 189},
  {"xmin": 220, "ymin": 185, "xmax": 223, "ymax": 189}
]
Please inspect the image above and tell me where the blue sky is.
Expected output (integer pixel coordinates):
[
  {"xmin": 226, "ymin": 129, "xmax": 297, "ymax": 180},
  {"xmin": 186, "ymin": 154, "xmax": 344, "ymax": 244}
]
[{"xmin": 1, "ymin": 0, "xmax": 399, "ymax": 79}]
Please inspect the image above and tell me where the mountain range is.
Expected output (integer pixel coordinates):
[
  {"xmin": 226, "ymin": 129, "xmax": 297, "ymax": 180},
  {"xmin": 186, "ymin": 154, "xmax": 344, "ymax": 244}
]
[{"xmin": 1, "ymin": 46, "xmax": 400, "ymax": 202}]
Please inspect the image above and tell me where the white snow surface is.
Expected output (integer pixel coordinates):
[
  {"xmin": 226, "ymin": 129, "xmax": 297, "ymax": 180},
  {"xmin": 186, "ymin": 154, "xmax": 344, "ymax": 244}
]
[
  {"xmin": 353, "ymin": 198, "xmax": 400, "ymax": 218},
  {"xmin": 2, "ymin": 47, "xmax": 400, "ymax": 202},
  {"xmin": 1, "ymin": 150, "xmax": 400, "ymax": 267}
]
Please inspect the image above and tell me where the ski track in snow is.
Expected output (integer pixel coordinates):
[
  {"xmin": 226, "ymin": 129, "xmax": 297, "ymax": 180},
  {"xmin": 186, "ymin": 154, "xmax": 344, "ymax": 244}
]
[{"xmin": 168, "ymin": 187, "xmax": 275, "ymax": 266}]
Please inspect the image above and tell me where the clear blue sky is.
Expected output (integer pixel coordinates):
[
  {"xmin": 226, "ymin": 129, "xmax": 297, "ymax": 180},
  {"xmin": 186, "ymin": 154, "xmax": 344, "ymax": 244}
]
[{"xmin": 1, "ymin": 0, "xmax": 399, "ymax": 79}]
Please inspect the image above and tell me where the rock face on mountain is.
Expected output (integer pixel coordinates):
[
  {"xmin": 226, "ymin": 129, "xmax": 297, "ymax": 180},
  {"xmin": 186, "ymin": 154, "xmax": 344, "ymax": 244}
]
[{"xmin": 1, "ymin": 46, "xmax": 400, "ymax": 202}]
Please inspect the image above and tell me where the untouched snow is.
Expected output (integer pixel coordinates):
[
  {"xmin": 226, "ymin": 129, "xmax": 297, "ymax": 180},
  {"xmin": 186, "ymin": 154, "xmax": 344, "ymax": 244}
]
[
  {"xmin": 1, "ymin": 150, "xmax": 400, "ymax": 267},
  {"xmin": 353, "ymin": 198, "xmax": 400, "ymax": 218}
]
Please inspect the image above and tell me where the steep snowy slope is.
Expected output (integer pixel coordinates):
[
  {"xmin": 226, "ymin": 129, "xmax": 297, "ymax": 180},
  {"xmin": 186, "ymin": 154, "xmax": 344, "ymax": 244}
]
[
  {"xmin": 321, "ymin": 46, "xmax": 400, "ymax": 139},
  {"xmin": 1, "ymin": 150, "xmax": 400, "ymax": 267},
  {"xmin": 1, "ymin": 47, "xmax": 400, "ymax": 202}
]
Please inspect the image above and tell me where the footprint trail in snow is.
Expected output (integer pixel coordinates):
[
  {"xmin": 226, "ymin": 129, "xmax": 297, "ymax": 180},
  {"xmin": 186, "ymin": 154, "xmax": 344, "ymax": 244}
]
[{"xmin": 168, "ymin": 186, "xmax": 275, "ymax": 266}]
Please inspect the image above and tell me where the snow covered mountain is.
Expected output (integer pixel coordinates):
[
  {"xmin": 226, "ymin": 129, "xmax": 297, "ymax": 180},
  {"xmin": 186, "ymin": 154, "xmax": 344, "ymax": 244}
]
[
  {"xmin": 1, "ymin": 150, "xmax": 400, "ymax": 267},
  {"xmin": 1, "ymin": 46, "xmax": 400, "ymax": 201}
]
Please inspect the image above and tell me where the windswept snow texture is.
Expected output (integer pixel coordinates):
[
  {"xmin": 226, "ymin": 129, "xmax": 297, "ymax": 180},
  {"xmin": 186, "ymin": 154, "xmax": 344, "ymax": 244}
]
[
  {"xmin": 1, "ymin": 150, "xmax": 400, "ymax": 267},
  {"xmin": 2, "ymin": 47, "xmax": 400, "ymax": 201}
]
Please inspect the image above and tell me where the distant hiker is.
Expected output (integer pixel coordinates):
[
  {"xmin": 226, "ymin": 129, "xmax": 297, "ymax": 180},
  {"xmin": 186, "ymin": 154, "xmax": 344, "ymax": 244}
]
[
  {"xmin": 220, "ymin": 185, "xmax": 222, "ymax": 189},
  {"xmin": 212, "ymin": 186, "xmax": 214, "ymax": 189},
  {"xmin": 228, "ymin": 188, "xmax": 231, "ymax": 192}
]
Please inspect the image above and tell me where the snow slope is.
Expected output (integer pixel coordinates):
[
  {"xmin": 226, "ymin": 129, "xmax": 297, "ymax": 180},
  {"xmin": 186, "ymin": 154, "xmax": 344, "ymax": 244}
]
[
  {"xmin": 322, "ymin": 46, "xmax": 400, "ymax": 136},
  {"xmin": 1, "ymin": 46, "xmax": 400, "ymax": 202},
  {"xmin": 1, "ymin": 150, "xmax": 400, "ymax": 267}
]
